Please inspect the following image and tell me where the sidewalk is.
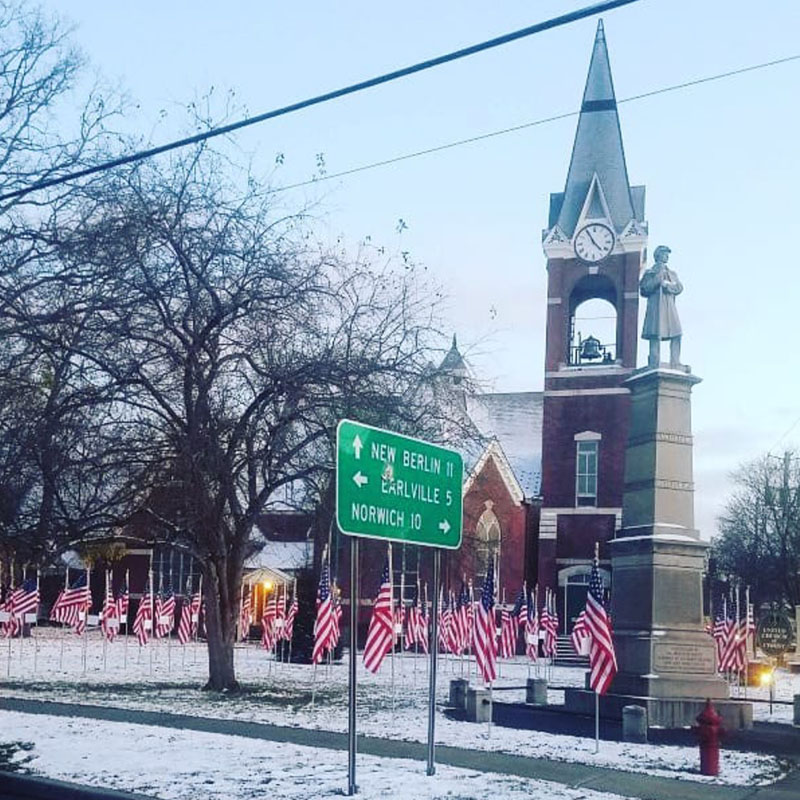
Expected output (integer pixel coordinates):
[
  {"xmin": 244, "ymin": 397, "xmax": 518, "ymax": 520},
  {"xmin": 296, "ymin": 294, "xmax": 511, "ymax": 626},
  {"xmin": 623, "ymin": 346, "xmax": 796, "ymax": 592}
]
[{"xmin": 1, "ymin": 697, "xmax": 798, "ymax": 800}]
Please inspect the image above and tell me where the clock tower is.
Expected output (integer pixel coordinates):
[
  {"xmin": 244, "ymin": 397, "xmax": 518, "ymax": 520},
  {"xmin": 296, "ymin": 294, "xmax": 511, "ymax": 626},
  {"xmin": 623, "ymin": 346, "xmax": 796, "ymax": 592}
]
[{"xmin": 537, "ymin": 21, "xmax": 648, "ymax": 627}]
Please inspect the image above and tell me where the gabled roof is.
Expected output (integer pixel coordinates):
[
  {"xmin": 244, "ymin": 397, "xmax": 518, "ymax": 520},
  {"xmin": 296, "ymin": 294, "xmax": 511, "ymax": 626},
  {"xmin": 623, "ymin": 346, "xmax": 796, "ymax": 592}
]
[
  {"xmin": 549, "ymin": 20, "xmax": 643, "ymax": 237},
  {"xmin": 463, "ymin": 438, "xmax": 525, "ymax": 506}
]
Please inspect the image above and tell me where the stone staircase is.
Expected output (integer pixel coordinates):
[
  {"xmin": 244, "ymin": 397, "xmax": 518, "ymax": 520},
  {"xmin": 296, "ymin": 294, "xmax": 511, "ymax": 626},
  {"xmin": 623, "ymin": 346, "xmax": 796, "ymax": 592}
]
[{"xmin": 553, "ymin": 635, "xmax": 589, "ymax": 667}]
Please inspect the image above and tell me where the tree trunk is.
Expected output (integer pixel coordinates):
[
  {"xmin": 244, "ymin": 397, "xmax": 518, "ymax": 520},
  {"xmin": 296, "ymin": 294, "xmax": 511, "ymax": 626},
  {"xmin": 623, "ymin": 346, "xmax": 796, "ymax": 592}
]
[{"xmin": 202, "ymin": 562, "xmax": 240, "ymax": 692}]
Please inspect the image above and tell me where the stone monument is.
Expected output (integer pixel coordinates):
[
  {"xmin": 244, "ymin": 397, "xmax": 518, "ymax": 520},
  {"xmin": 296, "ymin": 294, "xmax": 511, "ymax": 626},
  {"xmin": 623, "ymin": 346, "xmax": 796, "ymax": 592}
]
[{"xmin": 566, "ymin": 247, "xmax": 752, "ymax": 728}]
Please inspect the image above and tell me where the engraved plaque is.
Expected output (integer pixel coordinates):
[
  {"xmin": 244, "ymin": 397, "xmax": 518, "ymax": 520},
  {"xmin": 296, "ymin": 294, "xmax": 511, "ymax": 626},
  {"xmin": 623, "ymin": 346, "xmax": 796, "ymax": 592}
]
[{"xmin": 653, "ymin": 642, "xmax": 714, "ymax": 674}]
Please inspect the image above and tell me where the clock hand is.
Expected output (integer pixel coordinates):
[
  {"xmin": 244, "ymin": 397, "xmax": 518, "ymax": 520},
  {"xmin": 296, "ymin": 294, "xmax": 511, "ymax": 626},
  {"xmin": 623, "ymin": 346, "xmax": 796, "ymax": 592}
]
[{"xmin": 586, "ymin": 230, "xmax": 601, "ymax": 250}]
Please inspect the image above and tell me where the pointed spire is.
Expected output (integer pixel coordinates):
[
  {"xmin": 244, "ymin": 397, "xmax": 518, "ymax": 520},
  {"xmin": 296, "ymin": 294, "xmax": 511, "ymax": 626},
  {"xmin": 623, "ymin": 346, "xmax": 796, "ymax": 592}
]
[
  {"xmin": 555, "ymin": 20, "xmax": 637, "ymax": 238},
  {"xmin": 439, "ymin": 333, "xmax": 467, "ymax": 376}
]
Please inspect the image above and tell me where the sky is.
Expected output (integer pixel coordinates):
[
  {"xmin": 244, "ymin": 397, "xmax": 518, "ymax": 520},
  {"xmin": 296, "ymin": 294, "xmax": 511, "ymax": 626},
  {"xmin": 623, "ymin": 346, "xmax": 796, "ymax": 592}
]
[{"xmin": 39, "ymin": 0, "xmax": 800, "ymax": 540}]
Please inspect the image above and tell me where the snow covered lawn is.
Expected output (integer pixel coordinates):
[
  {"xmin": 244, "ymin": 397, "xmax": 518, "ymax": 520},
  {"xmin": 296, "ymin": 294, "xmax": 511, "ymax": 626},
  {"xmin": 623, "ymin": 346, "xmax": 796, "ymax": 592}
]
[
  {"xmin": 0, "ymin": 631, "xmax": 792, "ymax": 787},
  {"xmin": 0, "ymin": 709, "xmax": 632, "ymax": 800}
]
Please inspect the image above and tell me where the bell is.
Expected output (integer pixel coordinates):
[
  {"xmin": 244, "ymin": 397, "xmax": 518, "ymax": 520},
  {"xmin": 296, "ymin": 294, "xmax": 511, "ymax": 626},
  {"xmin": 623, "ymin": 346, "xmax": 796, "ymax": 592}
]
[{"xmin": 580, "ymin": 335, "xmax": 602, "ymax": 360}]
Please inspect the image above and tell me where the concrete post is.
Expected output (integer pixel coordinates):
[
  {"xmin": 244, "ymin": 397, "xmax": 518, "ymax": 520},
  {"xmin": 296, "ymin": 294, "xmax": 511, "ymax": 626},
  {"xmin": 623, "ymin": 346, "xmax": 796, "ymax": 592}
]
[
  {"xmin": 449, "ymin": 678, "xmax": 468, "ymax": 711},
  {"xmin": 526, "ymin": 678, "xmax": 548, "ymax": 705},
  {"xmin": 466, "ymin": 688, "xmax": 492, "ymax": 723},
  {"xmin": 622, "ymin": 704, "xmax": 648, "ymax": 743}
]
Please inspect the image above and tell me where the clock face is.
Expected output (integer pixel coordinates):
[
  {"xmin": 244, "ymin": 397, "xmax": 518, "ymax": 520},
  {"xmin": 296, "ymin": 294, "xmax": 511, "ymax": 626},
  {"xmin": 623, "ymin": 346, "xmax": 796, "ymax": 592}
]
[{"xmin": 574, "ymin": 223, "xmax": 615, "ymax": 263}]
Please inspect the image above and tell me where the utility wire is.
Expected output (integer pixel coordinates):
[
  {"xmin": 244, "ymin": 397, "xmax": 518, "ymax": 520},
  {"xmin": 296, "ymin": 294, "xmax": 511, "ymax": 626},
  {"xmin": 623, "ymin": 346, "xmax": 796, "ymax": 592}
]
[
  {"xmin": 0, "ymin": 0, "xmax": 641, "ymax": 203},
  {"xmin": 276, "ymin": 52, "xmax": 800, "ymax": 192}
]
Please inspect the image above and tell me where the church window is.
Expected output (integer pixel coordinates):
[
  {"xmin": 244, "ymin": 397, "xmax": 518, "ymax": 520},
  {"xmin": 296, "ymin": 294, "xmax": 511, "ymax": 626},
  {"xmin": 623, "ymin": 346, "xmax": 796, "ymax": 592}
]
[
  {"xmin": 576, "ymin": 440, "xmax": 599, "ymax": 506},
  {"xmin": 475, "ymin": 503, "xmax": 501, "ymax": 585}
]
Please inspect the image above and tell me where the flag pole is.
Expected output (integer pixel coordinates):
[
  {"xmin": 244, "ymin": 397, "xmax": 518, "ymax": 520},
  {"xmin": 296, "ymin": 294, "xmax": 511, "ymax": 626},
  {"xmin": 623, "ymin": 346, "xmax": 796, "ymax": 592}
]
[
  {"xmin": 595, "ymin": 689, "xmax": 600, "ymax": 753},
  {"xmin": 399, "ymin": 558, "xmax": 405, "ymax": 679},
  {"xmin": 423, "ymin": 581, "xmax": 429, "ymax": 680},
  {"xmin": 5, "ymin": 560, "xmax": 14, "ymax": 677},
  {"xmin": 744, "ymin": 584, "xmax": 751, "ymax": 700},
  {"xmin": 19, "ymin": 563, "xmax": 28, "ymax": 666},
  {"xmin": 594, "ymin": 541, "xmax": 600, "ymax": 753},
  {"xmin": 59, "ymin": 567, "xmax": 68, "ymax": 670},
  {"xmin": 389, "ymin": 543, "xmax": 395, "ymax": 712},
  {"xmin": 194, "ymin": 573, "xmax": 202, "ymax": 665},
  {"xmin": 149, "ymin": 567, "xmax": 154, "ymax": 676},
  {"xmin": 102, "ymin": 569, "xmax": 109, "ymax": 672},
  {"xmin": 33, "ymin": 568, "xmax": 40, "ymax": 675},
  {"xmin": 81, "ymin": 566, "xmax": 90, "ymax": 675},
  {"xmin": 123, "ymin": 568, "xmax": 130, "ymax": 671}
]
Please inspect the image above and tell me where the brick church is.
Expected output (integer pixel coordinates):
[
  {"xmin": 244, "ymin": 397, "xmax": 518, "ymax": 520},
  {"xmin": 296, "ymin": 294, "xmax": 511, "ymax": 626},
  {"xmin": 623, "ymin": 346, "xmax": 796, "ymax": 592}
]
[{"xmin": 439, "ymin": 19, "xmax": 649, "ymax": 633}]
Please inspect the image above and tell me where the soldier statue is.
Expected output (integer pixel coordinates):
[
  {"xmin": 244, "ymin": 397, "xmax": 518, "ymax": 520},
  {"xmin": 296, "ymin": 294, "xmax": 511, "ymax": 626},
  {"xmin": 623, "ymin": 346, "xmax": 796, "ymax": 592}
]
[{"xmin": 640, "ymin": 245, "xmax": 683, "ymax": 368}]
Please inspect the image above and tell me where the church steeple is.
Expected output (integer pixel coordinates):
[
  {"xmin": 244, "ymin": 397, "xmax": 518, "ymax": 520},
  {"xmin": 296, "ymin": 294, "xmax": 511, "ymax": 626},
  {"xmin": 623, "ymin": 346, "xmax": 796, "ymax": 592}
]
[{"xmin": 545, "ymin": 20, "xmax": 644, "ymax": 243}]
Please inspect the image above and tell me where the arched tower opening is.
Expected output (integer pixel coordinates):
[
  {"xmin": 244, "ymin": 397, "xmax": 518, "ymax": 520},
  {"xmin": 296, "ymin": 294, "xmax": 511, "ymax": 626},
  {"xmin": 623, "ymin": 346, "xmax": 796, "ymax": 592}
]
[{"xmin": 568, "ymin": 282, "xmax": 618, "ymax": 366}]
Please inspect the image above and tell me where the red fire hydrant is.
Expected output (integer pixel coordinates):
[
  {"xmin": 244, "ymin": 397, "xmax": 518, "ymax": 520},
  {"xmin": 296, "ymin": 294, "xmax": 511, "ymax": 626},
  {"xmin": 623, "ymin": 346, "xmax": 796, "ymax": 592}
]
[{"xmin": 694, "ymin": 699, "xmax": 722, "ymax": 776}]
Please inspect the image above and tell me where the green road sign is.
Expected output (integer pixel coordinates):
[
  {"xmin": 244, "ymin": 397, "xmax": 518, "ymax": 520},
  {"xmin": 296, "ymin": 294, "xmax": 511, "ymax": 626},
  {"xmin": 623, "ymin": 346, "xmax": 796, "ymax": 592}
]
[{"xmin": 336, "ymin": 419, "xmax": 463, "ymax": 549}]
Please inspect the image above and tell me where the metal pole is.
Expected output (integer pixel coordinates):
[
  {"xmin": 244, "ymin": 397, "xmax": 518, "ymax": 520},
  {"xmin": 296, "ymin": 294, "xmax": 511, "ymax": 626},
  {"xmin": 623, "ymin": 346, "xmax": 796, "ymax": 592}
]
[
  {"xmin": 595, "ymin": 690, "xmax": 600, "ymax": 753},
  {"xmin": 427, "ymin": 549, "xmax": 441, "ymax": 777},
  {"xmin": 348, "ymin": 536, "xmax": 359, "ymax": 796}
]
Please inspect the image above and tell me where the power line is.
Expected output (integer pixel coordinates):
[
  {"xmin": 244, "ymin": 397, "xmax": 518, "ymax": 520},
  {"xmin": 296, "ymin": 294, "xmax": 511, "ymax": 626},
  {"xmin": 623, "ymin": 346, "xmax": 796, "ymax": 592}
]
[
  {"xmin": 0, "ymin": 0, "xmax": 642, "ymax": 203},
  {"xmin": 275, "ymin": 52, "xmax": 800, "ymax": 192}
]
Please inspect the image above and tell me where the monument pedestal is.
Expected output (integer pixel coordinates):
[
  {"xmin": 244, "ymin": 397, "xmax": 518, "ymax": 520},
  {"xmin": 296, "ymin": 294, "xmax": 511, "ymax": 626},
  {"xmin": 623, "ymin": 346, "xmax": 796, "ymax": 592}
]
[{"xmin": 566, "ymin": 366, "xmax": 751, "ymax": 728}]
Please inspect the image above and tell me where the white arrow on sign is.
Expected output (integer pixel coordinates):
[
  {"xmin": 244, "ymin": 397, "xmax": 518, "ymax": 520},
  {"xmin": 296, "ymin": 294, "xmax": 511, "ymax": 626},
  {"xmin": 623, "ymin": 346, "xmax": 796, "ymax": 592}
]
[
  {"xmin": 438, "ymin": 520, "xmax": 451, "ymax": 534},
  {"xmin": 353, "ymin": 471, "xmax": 368, "ymax": 488},
  {"xmin": 353, "ymin": 434, "xmax": 363, "ymax": 460}
]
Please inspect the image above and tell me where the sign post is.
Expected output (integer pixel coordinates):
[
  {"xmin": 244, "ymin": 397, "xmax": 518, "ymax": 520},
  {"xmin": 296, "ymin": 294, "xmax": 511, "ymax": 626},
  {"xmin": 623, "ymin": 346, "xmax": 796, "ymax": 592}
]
[{"xmin": 336, "ymin": 419, "xmax": 463, "ymax": 793}]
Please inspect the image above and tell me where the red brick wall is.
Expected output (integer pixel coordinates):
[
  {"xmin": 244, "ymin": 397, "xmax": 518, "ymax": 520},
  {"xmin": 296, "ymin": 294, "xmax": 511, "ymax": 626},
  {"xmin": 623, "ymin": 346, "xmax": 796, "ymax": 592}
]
[{"xmin": 540, "ymin": 392, "xmax": 630, "ymax": 508}]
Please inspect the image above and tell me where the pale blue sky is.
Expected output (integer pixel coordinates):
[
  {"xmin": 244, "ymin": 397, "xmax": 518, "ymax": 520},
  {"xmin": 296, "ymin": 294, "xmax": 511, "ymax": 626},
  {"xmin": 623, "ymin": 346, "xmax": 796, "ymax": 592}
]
[{"xmin": 42, "ymin": 0, "xmax": 800, "ymax": 538}]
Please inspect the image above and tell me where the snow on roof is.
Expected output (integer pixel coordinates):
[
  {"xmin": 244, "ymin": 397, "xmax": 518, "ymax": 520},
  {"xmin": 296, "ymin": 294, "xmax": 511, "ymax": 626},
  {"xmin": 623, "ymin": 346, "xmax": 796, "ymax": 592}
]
[
  {"xmin": 466, "ymin": 391, "xmax": 543, "ymax": 498},
  {"xmin": 245, "ymin": 539, "xmax": 313, "ymax": 572}
]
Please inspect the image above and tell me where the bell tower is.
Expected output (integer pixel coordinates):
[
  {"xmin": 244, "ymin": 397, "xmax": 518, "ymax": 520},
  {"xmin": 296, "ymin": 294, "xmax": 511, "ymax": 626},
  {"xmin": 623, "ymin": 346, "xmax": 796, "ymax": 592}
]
[{"xmin": 537, "ymin": 21, "xmax": 648, "ymax": 625}]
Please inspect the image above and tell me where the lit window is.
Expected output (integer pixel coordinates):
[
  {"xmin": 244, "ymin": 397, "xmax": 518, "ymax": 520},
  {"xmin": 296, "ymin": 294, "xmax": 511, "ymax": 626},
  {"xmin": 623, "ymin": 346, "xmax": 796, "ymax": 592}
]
[{"xmin": 576, "ymin": 440, "xmax": 598, "ymax": 506}]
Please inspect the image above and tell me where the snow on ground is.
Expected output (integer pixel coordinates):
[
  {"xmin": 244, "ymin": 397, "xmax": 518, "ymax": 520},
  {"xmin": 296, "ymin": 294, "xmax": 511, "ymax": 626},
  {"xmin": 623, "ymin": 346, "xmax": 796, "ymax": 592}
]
[
  {"xmin": 0, "ymin": 709, "xmax": 632, "ymax": 800},
  {"xmin": 0, "ymin": 630, "xmax": 792, "ymax": 788}
]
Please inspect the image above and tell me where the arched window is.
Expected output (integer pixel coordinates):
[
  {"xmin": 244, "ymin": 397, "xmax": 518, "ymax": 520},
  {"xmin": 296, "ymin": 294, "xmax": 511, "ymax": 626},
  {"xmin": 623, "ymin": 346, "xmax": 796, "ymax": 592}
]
[{"xmin": 475, "ymin": 501, "xmax": 501, "ymax": 585}]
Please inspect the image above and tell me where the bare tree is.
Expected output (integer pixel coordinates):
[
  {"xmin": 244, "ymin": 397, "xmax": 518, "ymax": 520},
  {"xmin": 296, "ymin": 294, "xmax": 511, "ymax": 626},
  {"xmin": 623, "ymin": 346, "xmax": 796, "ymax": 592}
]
[
  {"xmin": 54, "ymin": 142, "xmax": 471, "ymax": 690},
  {"xmin": 714, "ymin": 450, "xmax": 800, "ymax": 608},
  {"xmin": 0, "ymin": 0, "xmax": 124, "ymax": 575}
]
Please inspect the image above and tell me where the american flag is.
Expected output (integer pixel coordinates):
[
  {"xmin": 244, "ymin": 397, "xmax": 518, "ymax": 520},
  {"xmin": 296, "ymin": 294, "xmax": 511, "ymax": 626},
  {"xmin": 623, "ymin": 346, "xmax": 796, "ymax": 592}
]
[
  {"xmin": 239, "ymin": 586, "xmax": 252, "ymax": 642},
  {"xmin": 261, "ymin": 584, "xmax": 277, "ymax": 650},
  {"xmin": 115, "ymin": 578, "xmax": 129, "ymax": 627},
  {"xmin": 177, "ymin": 590, "xmax": 194, "ymax": 645},
  {"xmin": 584, "ymin": 555, "xmax": 617, "ymax": 694},
  {"xmin": 1, "ymin": 579, "xmax": 39, "ymax": 638},
  {"xmin": 499, "ymin": 588, "xmax": 524, "ymax": 659},
  {"xmin": 498, "ymin": 607, "xmax": 514, "ymax": 659},
  {"xmin": 710, "ymin": 592, "xmax": 728, "ymax": 670},
  {"xmin": 275, "ymin": 583, "xmax": 287, "ymax": 640},
  {"xmin": 394, "ymin": 600, "xmax": 405, "ymax": 645},
  {"xmin": 474, "ymin": 560, "xmax": 498, "ymax": 683},
  {"xmin": 438, "ymin": 591, "xmax": 452, "ymax": 653},
  {"xmin": 101, "ymin": 578, "xmax": 119, "ymax": 642},
  {"xmin": 133, "ymin": 591, "xmax": 153, "ymax": 646},
  {"xmin": 525, "ymin": 588, "xmax": 539, "ymax": 661},
  {"xmin": 453, "ymin": 583, "xmax": 470, "ymax": 654},
  {"xmin": 418, "ymin": 591, "xmax": 430, "ymax": 654},
  {"xmin": 331, "ymin": 586, "xmax": 343, "ymax": 648},
  {"xmin": 544, "ymin": 589, "xmax": 559, "ymax": 657},
  {"xmin": 404, "ymin": 587, "xmax": 419, "ymax": 650},
  {"xmin": 155, "ymin": 590, "xmax": 175, "ymax": 638},
  {"xmin": 570, "ymin": 609, "xmax": 589, "ymax": 655},
  {"xmin": 312, "ymin": 561, "xmax": 335, "ymax": 664},
  {"xmin": 50, "ymin": 572, "xmax": 91, "ymax": 634},
  {"xmin": 363, "ymin": 559, "xmax": 394, "ymax": 673},
  {"xmin": 283, "ymin": 588, "xmax": 298, "ymax": 642},
  {"xmin": 719, "ymin": 590, "xmax": 745, "ymax": 672}
]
